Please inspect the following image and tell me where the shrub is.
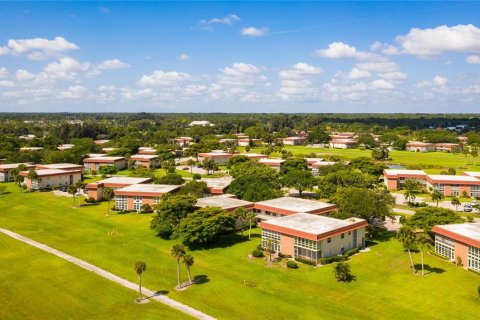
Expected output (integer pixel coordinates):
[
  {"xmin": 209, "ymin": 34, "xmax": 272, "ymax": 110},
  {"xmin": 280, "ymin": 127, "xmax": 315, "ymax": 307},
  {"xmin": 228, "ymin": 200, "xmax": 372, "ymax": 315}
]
[
  {"xmin": 140, "ymin": 204, "xmax": 153, "ymax": 213},
  {"xmin": 192, "ymin": 173, "xmax": 201, "ymax": 180},
  {"xmin": 295, "ymin": 256, "xmax": 317, "ymax": 266},
  {"xmin": 251, "ymin": 249, "xmax": 264, "ymax": 258},
  {"xmin": 478, "ymin": 285, "xmax": 480, "ymax": 299},
  {"xmin": 456, "ymin": 256, "xmax": 463, "ymax": 266},
  {"xmin": 399, "ymin": 216, "xmax": 406, "ymax": 223},
  {"xmin": 84, "ymin": 197, "xmax": 97, "ymax": 204},
  {"xmin": 278, "ymin": 252, "xmax": 292, "ymax": 259},
  {"xmin": 319, "ymin": 255, "xmax": 345, "ymax": 265},
  {"xmin": 343, "ymin": 247, "xmax": 359, "ymax": 258},
  {"xmin": 256, "ymin": 244, "xmax": 263, "ymax": 251},
  {"xmin": 466, "ymin": 216, "xmax": 474, "ymax": 223},
  {"xmin": 286, "ymin": 261, "xmax": 299, "ymax": 269}
]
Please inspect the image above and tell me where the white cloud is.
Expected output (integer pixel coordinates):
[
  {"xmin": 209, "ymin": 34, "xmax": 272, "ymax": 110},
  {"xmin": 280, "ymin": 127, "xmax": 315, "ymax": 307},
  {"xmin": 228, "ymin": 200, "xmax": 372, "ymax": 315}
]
[
  {"xmin": 199, "ymin": 14, "xmax": 240, "ymax": 31},
  {"xmin": 0, "ymin": 36, "xmax": 78, "ymax": 60},
  {"xmin": 277, "ymin": 63, "xmax": 323, "ymax": 100},
  {"xmin": 416, "ymin": 75, "xmax": 449, "ymax": 88},
  {"xmin": 15, "ymin": 69, "xmax": 35, "ymax": 81},
  {"xmin": 44, "ymin": 57, "xmax": 90, "ymax": 80},
  {"xmin": 466, "ymin": 55, "xmax": 480, "ymax": 65},
  {"xmin": 58, "ymin": 85, "xmax": 87, "ymax": 100},
  {"xmin": 371, "ymin": 79, "xmax": 394, "ymax": 90},
  {"xmin": 335, "ymin": 67, "xmax": 371, "ymax": 80},
  {"xmin": 356, "ymin": 61, "xmax": 399, "ymax": 73},
  {"xmin": 0, "ymin": 80, "xmax": 14, "ymax": 87},
  {"xmin": 138, "ymin": 70, "xmax": 193, "ymax": 86},
  {"xmin": 394, "ymin": 24, "xmax": 480, "ymax": 56},
  {"xmin": 177, "ymin": 53, "xmax": 191, "ymax": 61},
  {"xmin": 378, "ymin": 71, "xmax": 407, "ymax": 81},
  {"xmin": 315, "ymin": 42, "xmax": 374, "ymax": 60},
  {"xmin": 433, "ymin": 75, "xmax": 448, "ymax": 86},
  {"xmin": 241, "ymin": 27, "xmax": 269, "ymax": 37},
  {"xmin": 0, "ymin": 67, "xmax": 8, "ymax": 78},
  {"xmin": 97, "ymin": 59, "xmax": 130, "ymax": 70}
]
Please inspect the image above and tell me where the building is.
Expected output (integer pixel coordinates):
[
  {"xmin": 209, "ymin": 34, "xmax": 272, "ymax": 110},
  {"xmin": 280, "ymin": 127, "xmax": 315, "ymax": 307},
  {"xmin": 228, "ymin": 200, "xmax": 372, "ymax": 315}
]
[
  {"xmin": 310, "ymin": 161, "xmax": 337, "ymax": 176},
  {"xmin": 188, "ymin": 120, "xmax": 214, "ymax": 127},
  {"xmin": 57, "ymin": 144, "xmax": 75, "ymax": 151},
  {"xmin": 329, "ymin": 139, "xmax": 358, "ymax": 149},
  {"xmin": 83, "ymin": 156, "xmax": 127, "ymax": 171},
  {"xmin": 406, "ymin": 141, "xmax": 436, "ymax": 152},
  {"xmin": 174, "ymin": 137, "xmax": 193, "ymax": 147},
  {"xmin": 258, "ymin": 158, "xmax": 286, "ymax": 172},
  {"xmin": 19, "ymin": 134, "xmax": 36, "ymax": 141},
  {"xmin": 238, "ymin": 138, "xmax": 262, "ymax": 147},
  {"xmin": 432, "ymin": 223, "xmax": 480, "ymax": 272},
  {"xmin": 36, "ymin": 163, "xmax": 85, "ymax": 171},
  {"xmin": 101, "ymin": 147, "xmax": 117, "ymax": 153},
  {"xmin": 94, "ymin": 140, "xmax": 110, "ymax": 145},
  {"xmin": 383, "ymin": 169, "xmax": 429, "ymax": 190},
  {"xmin": 114, "ymin": 184, "xmax": 181, "ymax": 211},
  {"xmin": 138, "ymin": 147, "xmax": 157, "ymax": 155},
  {"xmin": 20, "ymin": 169, "xmax": 82, "ymax": 190},
  {"xmin": 20, "ymin": 147, "xmax": 43, "ymax": 152},
  {"xmin": 259, "ymin": 213, "xmax": 367, "ymax": 263},
  {"xmin": 130, "ymin": 154, "xmax": 161, "ymax": 168},
  {"xmin": 198, "ymin": 152, "xmax": 233, "ymax": 165},
  {"xmin": 435, "ymin": 143, "xmax": 462, "ymax": 153},
  {"xmin": 0, "ymin": 163, "xmax": 36, "ymax": 182},
  {"xmin": 202, "ymin": 178, "xmax": 232, "ymax": 195},
  {"xmin": 283, "ymin": 136, "xmax": 306, "ymax": 146},
  {"xmin": 219, "ymin": 138, "xmax": 238, "ymax": 146},
  {"xmin": 195, "ymin": 194, "xmax": 253, "ymax": 212},
  {"xmin": 242, "ymin": 153, "xmax": 268, "ymax": 160},
  {"xmin": 86, "ymin": 176, "xmax": 152, "ymax": 200},
  {"xmin": 87, "ymin": 153, "xmax": 108, "ymax": 158},
  {"xmin": 253, "ymin": 197, "xmax": 337, "ymax": 219}
]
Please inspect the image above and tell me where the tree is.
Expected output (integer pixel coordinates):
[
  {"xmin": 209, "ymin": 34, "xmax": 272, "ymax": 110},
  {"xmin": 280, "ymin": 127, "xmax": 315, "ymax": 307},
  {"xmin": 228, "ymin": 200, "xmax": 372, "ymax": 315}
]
[
  {"xmin": 403, "ymin": 179, "xmax": 422, "ymax": 203},
  {"xmin": 416, "ymin": 232, "xmax": 430, "ymax": 276},
  {"xmin": 150, "ymin": 195, "xmax": 197, "ymax": 239},
  {"xmin": 397, "ymin": 227, "xmax": 417, "ymax": 275},
  {"xmin": 134, "ymin": 261, "xmax": 147, "ymax": 302},
  {"xmin": 186, "ymin": 159, "xmax": 196, "ymax": 174},
  {"xmin": 451, "ymin": 196, "xmax": 461, "ymax": 211},
  {"xmin": 155, "ymin": 173, "xmax": 184, "ymax": 185},
  {"xmin": 103, "ymin": 187, "xmax": 114, "ymax": 215},
  {"xmin": 317, "ymin": 170, "xmax": 376, "ymax": 199},
  {"xmin": 12, "ymin": 164, "xmax": 27, "ymax": 192},
  {"xmin": 182, "ymin": 253, "xmax": 194, "ymax": 285},
  {"xmin": 265, "ymin": 237, "xmax": 276, "ymax": 262},
  {"xmin": 27, "ymin": 168, "xmax": 38, "ymax": 184},
  {"xmin": 358, "ymin": 134, "xmax": 377, "ymax": 149},
  {"xmin": 462, "ymin": 148, "xmax": 470, "ymax": 166},
  {"xmin": 308, "ymin": 126, "xmax": 330, "ymax": 144},
  {"xmin": 226, "ymin": 155, "xmax": 251, "ymax": 169},
  {"xmin": 129, "ymin": 167, "xmax": 155, "ymax": 179},
  {"xmin": 162, "ymin": 159, "xmax": 176, "ymax": 173},
  {"xmin": 350, "ymin": 157, "xmax": 386, "ymax": 176},
  {"xmin": 246, "ymin": 211, "xmax": 257, "ymax": 240},
  {"xmin": 76, "ymin": 180, "xmax": 85, "ymax": 194},
  {"xmin": 67, "ymin": 185, "xmax": 77, "ymax": 207},
  {"xmin": 333, "ymin": 262, "xmax": 351, "ymax": 282},
  {"xmin": 371, "ymin": 146, "xmax": 389, "ymax": 161},
  {"xmin": 406, "ymin": 207, "xmax": 464, "ymax": 232},
  {"xmin": 332, "ymin": 187, "xmax": 395, "ymax": 224},
  {"xmin": 283, "ymin": 158, "xmax": 308, "ymax": 173},
  {"xmin": 202, "ymin": 158, "xmax": 218, "ymax": 175},
  {"xmin": 471, "ymin": 147, "xmax": 478, "ymax": 166},
  {"xmin": 172, "ymin": 207, "xmax": 237, "ymax": 246},
  {"xmin": 282, "ymin": 170, "xmax": 315, "ymax": 197},
  {"xmin": 430, "ymin": 188, "xmax": 444, "ymax": 207},
  {"xmin": 98, "ymin": 165, "xmax": 118, "ymax": 176},
  {"xmin": 234, "ymin": 207, "xmax": 248, "ymax": 235},
  {"xmin": 171, "ymin": 244, "xmax": 186, "ymax": 288},
  {"xmin": 178, "ymin": 180, "xmax": 209, "ymax": 198}
]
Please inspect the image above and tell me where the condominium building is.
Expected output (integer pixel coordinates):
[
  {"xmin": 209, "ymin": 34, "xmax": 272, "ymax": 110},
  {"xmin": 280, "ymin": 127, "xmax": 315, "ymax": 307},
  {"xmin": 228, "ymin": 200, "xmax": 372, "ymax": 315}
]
[
  {"xmin": 253, "ymin": 197, "xmax": 337, "ymax": 219},
  {"xmin": 114, "ymin": 184, "xmax": 181, "ymax": 211},
  {"xmin": 20, "ymin": 169, "xmax": 82, "ymax": 190},
  {"xmin": 86, "ymin": 176, "xmax": 152, "ymax": 200},
  {"xmin": 0, "ymin": 163, "xmax": 36, "ymax": 182},
  {"xmin": 83, "ymin": 156, "xmax": 127, "ymax": 171},
  {"xmin": 195, "ymin": 194, "xmax": 254, "ymax": 212},
  {"xmin": 130, "ymin": 154, "xmax": 161, "ymax": 168}
]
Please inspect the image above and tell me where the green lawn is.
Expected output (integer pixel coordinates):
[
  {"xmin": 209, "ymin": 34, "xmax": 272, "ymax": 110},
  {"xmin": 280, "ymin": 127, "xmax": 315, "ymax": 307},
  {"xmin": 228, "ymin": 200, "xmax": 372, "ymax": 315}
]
[
  {"xmin": 250, "ymin": 146, "xmax": 480, "ymax": 172},
  {"xmin": 1, "ymin": 183, "xmax": 479, "ymax": 319},
  {"xmin": 0, "ymin": 233, "xmax": 190, "ymax": 320}
]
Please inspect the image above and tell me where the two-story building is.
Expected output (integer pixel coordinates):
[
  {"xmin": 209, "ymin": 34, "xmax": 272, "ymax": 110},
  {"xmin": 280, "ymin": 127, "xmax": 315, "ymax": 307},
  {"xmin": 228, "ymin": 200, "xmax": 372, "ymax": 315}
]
[
  {"xmin": 0, "ymin": 163, "xmax": 36, "ymax": 182},
  {"xmin": 83, "ymin": 156, "xmax": 127, "ymax": 171},
  {"xmin": 130, "ymin": 154, "xmax": 161, "ymax": 168},
  {"xmin": 114, "ymin": 184, "xmax": 181, "ymax": 211},
  {"xmin": 20, "ymin": 169, "xmax": 82, "ymax": 190},
  {"xmin": 253, "ymin": 197, "xmax": 337, "ymax": 219},
  {"xmin": 86, "ymin": 176, "xmax": 153, "ymax": 200}
]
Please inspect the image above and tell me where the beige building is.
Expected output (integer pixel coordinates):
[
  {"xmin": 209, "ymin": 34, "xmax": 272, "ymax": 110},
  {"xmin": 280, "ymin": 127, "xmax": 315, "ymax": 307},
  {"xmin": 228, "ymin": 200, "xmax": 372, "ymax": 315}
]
[{"xmin": 20, "ymin": 169, "xmax": 82, "ymax": 190}]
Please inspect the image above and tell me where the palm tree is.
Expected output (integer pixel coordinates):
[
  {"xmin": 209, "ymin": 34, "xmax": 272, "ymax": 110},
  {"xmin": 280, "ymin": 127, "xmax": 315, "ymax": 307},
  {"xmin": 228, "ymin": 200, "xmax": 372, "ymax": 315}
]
[
  {"xmin": 68, "ymin": 185, "xmax": 77, "ymax": 207},
  {"xmin": 76, "ymin": 180, "xmax": 85, "ymax": 195},
  {"xmin": 134, "ymin": 261, "xmax": 147, "ymax": 301},
  {"xmin": 397, "ymin": 226, "xmax": 416, "ymax": 275},
  {"xmin": 402, "ymin": 179, "xmax": 421, "ymax": 203},
  {"xmin": 462, "ymin": 148, "xmax": 470, "ymax": 166},
  {"xmin": 246, "ymin": 211, "xmax": 257, "ymax": 240},
  {"xmin": 234, "ymin": 207, "xmax": 248, "ymax": 235},
  {"xmin": 186, "ymin": 159, "xmax": 196, "ymax": 175},
  {"xmin": 471, "ymin": 147, "xmax": 478, "ymax": 166},
  {"xmin": 27, "ymin": 169, "xmax": 38, "ymax": 189},
  {"xmin": 451, "ymin": 196, "xmax": 461, "ymax": 211},
  {"xmin": 430, "ymin": 188, "xmax": 444, "ymax": 207},
  {"xmin": 416, "ymin": 232, "xmax": 430, "ymax": 276},
  {"xmin": 182, "ymin": 253, "xmax": 194, "ymax": 284},
  {"xmin": 103, "ymin": 187, "xmax": 114, "ymax": 215},
  {"xmin": 171, "ymin": 244, "xmax": 186, "ymax": 288}
]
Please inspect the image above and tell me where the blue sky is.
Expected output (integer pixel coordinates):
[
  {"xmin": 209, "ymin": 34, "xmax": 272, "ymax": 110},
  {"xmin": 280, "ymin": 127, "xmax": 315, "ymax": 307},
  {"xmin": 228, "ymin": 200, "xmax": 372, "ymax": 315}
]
[{"xmin": 1, "ymin": 1, "xmax": 480, "ymax": 113}]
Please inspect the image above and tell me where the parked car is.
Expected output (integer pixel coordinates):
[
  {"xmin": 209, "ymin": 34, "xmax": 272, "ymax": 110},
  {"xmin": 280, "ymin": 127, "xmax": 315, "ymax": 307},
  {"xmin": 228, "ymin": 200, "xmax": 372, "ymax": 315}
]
[
  {"xmin": 463, "ymin": 204, "xmax": 473, "ymax": 212},
  {"xmin": 470, "ymin": 200, "xmax": 477, "ymax": 206}
]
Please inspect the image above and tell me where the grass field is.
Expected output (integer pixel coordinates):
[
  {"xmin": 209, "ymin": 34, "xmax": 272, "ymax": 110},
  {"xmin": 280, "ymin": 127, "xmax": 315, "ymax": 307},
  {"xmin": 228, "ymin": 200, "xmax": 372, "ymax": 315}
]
[
  {"xmin": 250, "ymin": 146, "xmax": 480, "ymax": 172},
  {"xmin": 0, "ymin": 233, "xmax": 190, "ymax": 320},
  {"xmin": 1, "ymin": 183, "xmax": 479, "ymax": 319}
]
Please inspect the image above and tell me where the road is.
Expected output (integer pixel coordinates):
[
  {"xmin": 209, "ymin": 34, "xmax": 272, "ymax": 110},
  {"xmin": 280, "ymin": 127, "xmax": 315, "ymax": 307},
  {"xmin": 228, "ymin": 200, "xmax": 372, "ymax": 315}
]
[{"xmin": 0, "ymin": 228, "xmax": 215, "ymax": 320}]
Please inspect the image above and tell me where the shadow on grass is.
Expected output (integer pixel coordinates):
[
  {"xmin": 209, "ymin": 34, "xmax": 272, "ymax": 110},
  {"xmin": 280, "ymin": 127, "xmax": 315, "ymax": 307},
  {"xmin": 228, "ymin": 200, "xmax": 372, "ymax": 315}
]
[
  {"xmin": 193, "ymin": 274, "xmax": 209, "ymax": 285},
  {"xmin": 80, "ymin": 203, "xmax": 100, "ymax": 207},
  {"xmin": 188, "ymin": 233, "xmax": 250, "ymax": 250},
  {"xmin": 146, "ymin": 290, "xmax": 169, "ymax": 299},
  {"xmin": 0, "ymin": 191, "xmax": 12, "ymax": 195},
  {"xmin": 413, "ymin": 264, "xmax": 445, "ymax": 274}
]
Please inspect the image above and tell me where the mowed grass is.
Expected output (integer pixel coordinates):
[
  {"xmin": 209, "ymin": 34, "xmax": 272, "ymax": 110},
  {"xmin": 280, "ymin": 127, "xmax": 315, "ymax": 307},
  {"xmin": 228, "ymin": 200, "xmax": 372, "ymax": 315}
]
[
  {"xmin": 0, "ymin": 234, "xmax": 190, "ymax": 320},
  {"xmin": 250, "ymin": 146, "xmax": 480, "ymax": 172},
  {"xmin": 1, "ymin": 184, "xmax": 479, "ymax": 319}
]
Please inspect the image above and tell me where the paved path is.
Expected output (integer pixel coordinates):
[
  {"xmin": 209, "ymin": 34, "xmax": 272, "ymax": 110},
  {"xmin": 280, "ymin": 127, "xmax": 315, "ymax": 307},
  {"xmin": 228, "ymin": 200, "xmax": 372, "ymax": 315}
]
[
  {"xmin": 0, "ymin": 228, "xmax": 215, "ymax": 320},
  {"xmin": 393, "ymin": 208, "xmax": 415, "ymax": 215}
]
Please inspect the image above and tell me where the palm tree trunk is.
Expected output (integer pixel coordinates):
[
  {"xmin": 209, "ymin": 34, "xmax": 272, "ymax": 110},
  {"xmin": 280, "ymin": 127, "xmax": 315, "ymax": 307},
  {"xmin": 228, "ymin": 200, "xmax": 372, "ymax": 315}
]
[
  {"xmin": 249, "ymin": 221, "xmax": 252, "ymax": 240},
  {"xmin": 187, "ymin": 267, "xmax": 192, "ymax": 284},
  {"xmin": 176, "ymin": 258, "xmax": 181, "ymax": 288},
  {"xmin": 138, "ymin": 274, "xmax": 142, "ymax": 301},
  {"xmin": 421, "ymin": 249, "xmax": 424, "ymax": 276},
  {"xmin": 407, "ymin": 249, "xmax": 416, "ymax": 275}
]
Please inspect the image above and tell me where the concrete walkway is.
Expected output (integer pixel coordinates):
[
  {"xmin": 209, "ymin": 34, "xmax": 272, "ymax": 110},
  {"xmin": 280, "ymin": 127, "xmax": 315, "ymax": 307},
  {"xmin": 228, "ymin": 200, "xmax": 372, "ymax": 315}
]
[
  {"xmin": 0, "ymin": 228, "xmax": 215, "ymax": 320},
  {"xmin": 393, "ymin": 207, "xmax": 415, "ymax": 215}
]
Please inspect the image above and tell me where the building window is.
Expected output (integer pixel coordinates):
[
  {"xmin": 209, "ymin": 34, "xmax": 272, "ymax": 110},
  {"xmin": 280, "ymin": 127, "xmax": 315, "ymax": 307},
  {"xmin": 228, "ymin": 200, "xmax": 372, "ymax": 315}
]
[
  {"xmin": 327, "ymin": 237, "xmax": 331, "ymax": 243},
  {"xmin": 433, "ymin": 184, "xmax": 445, "ymax": 195},
  {"xmin": 450, "ymin": 185, "xmax": 459, "ymax": 196},
  {"xmin": 435, "ymin": 235, "xmax": 454, "ymax": 260},
  {"xmin": 468, "ymin": 246, "xmax": 480, "ymax": 272},
  {"xmin": 471, "ymin": 185, "xmax": 480, "ymax": 198},
  {"xmin": 115, "ymin": 195, "xmax": 128, "ymax": 211},
  {"xmin": 261, "ymin": 229, "xmax": 281, "ymax": 252},
  {"xmin": 153, "ymin": 197, "xmax": 161, "ymax": 205},
  {"xmin": 133, "ymin": 196, "xmax": 143, "ymax": 211},
  {"xmin": 341, "ymin": 233, "xmax": 345, "ymax": 239}
]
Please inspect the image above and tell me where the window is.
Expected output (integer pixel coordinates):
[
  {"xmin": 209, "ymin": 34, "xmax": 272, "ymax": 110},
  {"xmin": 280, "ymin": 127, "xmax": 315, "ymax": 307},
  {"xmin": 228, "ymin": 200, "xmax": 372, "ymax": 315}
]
[
  {"xmin": 435, "ymin": 235, "xmax": 454, "ymax": 260},
  {"xmin": 327, "ymin": 237, "xmax": 331, "ymax": 243},
  {"xmin": 115, "ymin": 195, "xmax": 128, "ymax": 211},
  {"xmin": 433, "ymin": 184, "xmax": 445, "ymax": 195},
  {"xmin": 341, "ymin": 233, "xmax": 345, "ymax": 239},
  {"xmin": 471, "ymin": 185, "xmax": 480, "ymax": 198},
  {"xmin": 261, "ymin": 229, "xmax": 281, "ymax": 252},
  {"xmin": 133, "ymin": 196, "xmax": 143, "ymax": 211},
  {"xmin": 468, "ymin": 246, "xmax": 480, "ymax": 272},
  {"xmin": 450, "ymin": 185, "xmax": 459, "ymax": 196},
  {"xmin": 153, "ymin": 197, "xmax": 161, "ymax": 205}
]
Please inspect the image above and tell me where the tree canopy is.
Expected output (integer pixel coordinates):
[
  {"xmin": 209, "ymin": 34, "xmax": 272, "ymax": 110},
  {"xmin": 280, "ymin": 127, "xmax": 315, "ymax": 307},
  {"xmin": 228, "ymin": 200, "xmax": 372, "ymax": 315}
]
[
  {"xmin": 406, "ymin": 207, "xmax": 464, "ymax": 232},
  {"xmin": 150, "ymin": 195, "xmax": 197, "ymax": 239}
]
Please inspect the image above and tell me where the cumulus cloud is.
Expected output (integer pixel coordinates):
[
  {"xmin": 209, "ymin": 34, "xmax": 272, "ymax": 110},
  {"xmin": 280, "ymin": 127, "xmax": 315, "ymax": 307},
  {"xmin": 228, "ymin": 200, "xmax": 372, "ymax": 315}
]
[
  {"xmin": 277, "ymin": 63, "xmax": 323, "ymax": 100},
  {"xmin": 356, "ymin": 61, "xmax": 399, "ymax": 73},
  {"xmin": 241, "ymin": 27, "xmax": 269, "ymax": 37},
  {"xmin": 58, "ymin": 85, "xmax": 87, "ymax": 100},
  {"xmin": 44, "ymin": 57, "xmax": 91, "ymax": 80},
  {"xmin": 416, "ymin": 75, "xmax": 448, "ymax": 88},
  {"xmin": 433, "ymin": 75, "xmax": 448, "ymax": 86},
  {"xmin": 0, "ymin": 80, "xmax": 14, "ymax": 87},
  {"xmin": 0, "ymin": 67, "xmax": 8, "ymax": 78},
  {"xmin": 138, "ymin": 70, "xmax": 193, "ymax": 86},
  {"xmin": 15, "ymin": 69, "xmax": 35, "ymax": 81},
  {"xmin": 335, "ymin": 67, "xmax": 371, "ymax": 80},
  {"xmin": 199, "ymin": 14, "xmax": 240, "ymax": 31},
  {"xmin": 97, "ymin": 59, "xmax": 130, "ymax": 70},
  {"xmin": 378, "ymin": 71, "xmax": 408, "ymax": 81},
  {"xmin": 0, "ymin": 36, "xmax": 78, "ymax": 60},
  {"xmin": 466, "ymin": 55, "xmax": 480, "ymax": 65},
  {"xmin": 177, "ymin": 53, "xmax": 191, "ymax": 61},
  {"xmin": 315, "ymin": 42, "xmax": 375, "ymax": 60},
  {"xmin": 394, "ymin": 24, "xmax": 480, "ymax": 56}
]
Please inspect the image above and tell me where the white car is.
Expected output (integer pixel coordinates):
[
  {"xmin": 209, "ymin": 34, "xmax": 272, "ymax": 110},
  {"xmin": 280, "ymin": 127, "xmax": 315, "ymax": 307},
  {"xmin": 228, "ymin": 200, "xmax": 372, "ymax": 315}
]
[
  {"xmin": 464, "ymin": 204, "xmax": 473, "ymax": 212},
  {"xmin": 471, "ymin": 200, "xmax": 478, "ymax": 206}
]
